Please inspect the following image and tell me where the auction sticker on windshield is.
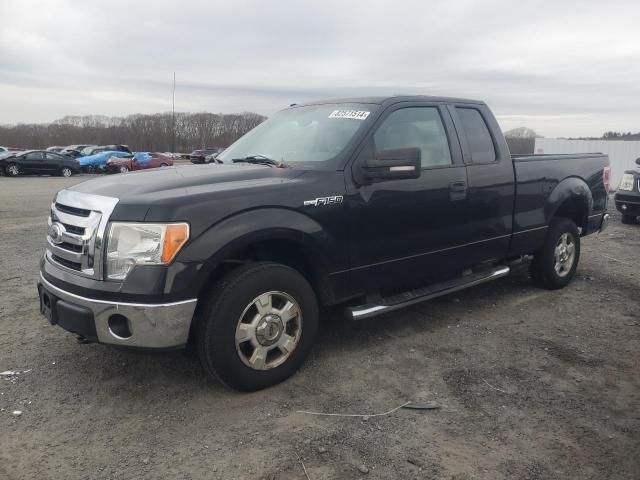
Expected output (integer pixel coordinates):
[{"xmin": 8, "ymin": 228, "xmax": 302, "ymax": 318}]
[{"xmin": 328, "ymin": 110, "xmax": 370, "ymax": 120}]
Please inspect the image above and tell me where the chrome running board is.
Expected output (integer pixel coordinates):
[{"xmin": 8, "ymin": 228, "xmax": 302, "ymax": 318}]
[{"xmin": 347, "ymin": 265, "xmax": 510, "ymax": 320}]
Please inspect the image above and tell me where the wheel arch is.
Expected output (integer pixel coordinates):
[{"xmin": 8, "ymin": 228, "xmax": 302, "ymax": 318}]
[
  {"xmin": 181, "ymin": 208, "xmax": 341, "ymax": 307},
  {"xmin": 545, "ymin": 177, "xmax": 593, "ymax": 232}
]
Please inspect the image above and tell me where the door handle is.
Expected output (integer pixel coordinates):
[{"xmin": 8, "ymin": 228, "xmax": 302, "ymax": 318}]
[
  {"xmin": 449, "ymin": 181, "xmax": 467, "ymax": 201},
  {"xmin": 449, "ymin": 181, "xmax": 467, "ymax": 192}
]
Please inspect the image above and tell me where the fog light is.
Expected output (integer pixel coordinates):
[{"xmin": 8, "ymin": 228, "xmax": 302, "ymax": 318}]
[
  {"xmin": 108, "ymin": 314, "xmax": 132, "ymax": 339},
  {"xmin": 621, "ymin": 204, "xmax": 627, "ymax": 210}
]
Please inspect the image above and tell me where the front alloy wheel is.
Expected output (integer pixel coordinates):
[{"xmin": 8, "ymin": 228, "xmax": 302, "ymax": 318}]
[
  {"xmin": 196, "ymin": 262, "xmax": 318, "ymax": 391},
  {"xmin": 6, "ymin": 163, "xmax": 19, "ymax": 177},
  {"xmin": 60, "ymin": 167, "xmax": 73, "ymax": 177},
  {"xmin": 235, "ymin": 291, "xmax": 303, "ymax": 370},
  {"xmin": 119, "ymin": 165, "xmax": 129, "ymax": 173}
]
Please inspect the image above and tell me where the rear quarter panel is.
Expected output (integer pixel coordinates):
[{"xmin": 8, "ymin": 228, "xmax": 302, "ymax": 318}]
[{"xmin": 510, "ymin": 154, "xmax": 608, "ymax": 255}]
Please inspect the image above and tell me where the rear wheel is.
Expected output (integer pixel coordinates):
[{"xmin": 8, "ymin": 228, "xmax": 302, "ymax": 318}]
[
  {"xmin": 196, "ymin": 262, "xmax": 318, "ymax": 391},
  {"xmin": 5, "ymin": 163, "xmax": 19, "ymax": 177},
  {"xmin": 530, "ymin": 218, "xmax": 580, "ymax": 290},
  {"xmin": 159, "ymin": 163, "xmax": 168, "ymax": 168},
  {"xmin": 60, "ymin": 167, "xmax": 73, "ymax": 177},
  {"xmin": 118, "ymin": 165, "xmax": 129, "ymax": 174},
  {"xmin": 621, "ymin": 214, "xmax": 638, "ymax": 225}
]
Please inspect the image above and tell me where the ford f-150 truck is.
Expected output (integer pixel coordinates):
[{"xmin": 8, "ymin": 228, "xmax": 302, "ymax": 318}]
[{"xmin": 37, "ymin": 95, "xmax": 610, "ymax": 391}]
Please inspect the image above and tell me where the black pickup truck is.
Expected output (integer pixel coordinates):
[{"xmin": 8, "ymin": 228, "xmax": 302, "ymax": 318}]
[{"xmin": 38, "ymin": 95, "xmax": 610, "ymax": 391}]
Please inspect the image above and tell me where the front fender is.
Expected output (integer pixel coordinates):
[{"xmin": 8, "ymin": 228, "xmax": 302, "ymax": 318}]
[{"xmin": 178, "ymin": 207, "xmax": 335, "ymax": 269}]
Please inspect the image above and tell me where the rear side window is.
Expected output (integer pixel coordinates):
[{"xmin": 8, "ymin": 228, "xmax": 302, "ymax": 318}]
[
  {"xmin": 373, "ymin": 107, "xmax": 452, "ymax": 168},
  {"xmin": 456, "ymin": 108, "xmax": 496, "ymax": 163}
]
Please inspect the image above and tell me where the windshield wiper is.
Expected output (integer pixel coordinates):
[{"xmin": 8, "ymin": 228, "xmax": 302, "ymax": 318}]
[{"xmin": 231, "ymin": 155, "xmax": 287, "ymax": 168}]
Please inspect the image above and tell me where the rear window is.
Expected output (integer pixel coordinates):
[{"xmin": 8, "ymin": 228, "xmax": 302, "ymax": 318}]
[{"xmin": 456, "ymin": 108, "xmax": 496, "ymax": 163}]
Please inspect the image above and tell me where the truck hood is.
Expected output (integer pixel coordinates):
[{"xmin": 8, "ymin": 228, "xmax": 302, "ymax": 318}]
[{"xmin": 71, "ymin": 164, "xmax": 302, "ymax": 200}]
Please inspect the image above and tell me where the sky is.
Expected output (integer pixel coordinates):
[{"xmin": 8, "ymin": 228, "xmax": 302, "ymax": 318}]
[{"xmin": 1, "ymin": 0, "xmax": 639, "ymax": 137}]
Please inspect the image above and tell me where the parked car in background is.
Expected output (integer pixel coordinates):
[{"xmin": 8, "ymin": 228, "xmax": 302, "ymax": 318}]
[
  {"xmin": 46, "ymin": 146, "xmax": 66, "ymax": 153},
  {"xmin": 1, "ymin": 150, "xmax": 80, "ymax": 177},
  {"xmin": 0, "ymin": 146, "xmax": 8, "ymax": 153},
  {"xmin": 105, "ymin": 152, "xmax": 173, "ymax": 173},
  {"xmin": 80, "ymin": 145, "xmax": 131, "ymax": 157},
  {"xmin": 78, "ymin": 150, "xmax": 132, "ymax": 173},
  {"xmin": 62, "ymin": 145, "xmax": 94, "ymax": 155},
  {"xmin": 61, "ymin": 149, "xmax": 83, "ymax": 159},
  {"xmin": 66, "ymin": 144, "xmax": 93, "ymax": 151},
  {"xmin": 204, "ymin": 149, "xmax": 225, "ymax": 164},
  {"xmin": 190, "ymin": 148, "xmax": 223, "ymax": 163},
  {"xmin": 81, "ymin": 146, "xmax": 105, "ymax": 156},
  {"xmin": 614, "ymin": 157, "xmax": 640, "ymax": 224}
]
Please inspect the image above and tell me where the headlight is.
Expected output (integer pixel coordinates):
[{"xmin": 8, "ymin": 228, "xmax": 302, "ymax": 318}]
[
  {"xmin": 618, "ymin": 173, "xmax": 635, "ymax": 191},
  {"xmin": 105, "ymin": 222, "xmax": 189, "ymax": 280}
]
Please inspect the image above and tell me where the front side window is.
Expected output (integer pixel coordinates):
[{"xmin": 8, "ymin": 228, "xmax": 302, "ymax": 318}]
[
  {"xmin": 217, "ymin": 103, "xmax": 376, "ymax": 165},
  {"xmin": 373, "ymin": 107, "xmax": 452, "ymax": 168},
  {"xmin": 456, "ymin": 107, "xmax": 496, "ymax": 163}
]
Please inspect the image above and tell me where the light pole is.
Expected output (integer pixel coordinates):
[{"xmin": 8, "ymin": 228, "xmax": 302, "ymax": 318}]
[{"xmin": 171, "ymin": 72, "xmax": 176, "ymax": 153}]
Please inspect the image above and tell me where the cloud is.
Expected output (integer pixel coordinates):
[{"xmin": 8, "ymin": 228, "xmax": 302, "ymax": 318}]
[{"xmin": 0, "ymin": 0, "xmax": 639, "ymax": 136}]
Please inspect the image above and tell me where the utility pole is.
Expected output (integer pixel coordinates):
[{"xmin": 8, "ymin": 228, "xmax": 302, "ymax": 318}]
[{"xmin": 171, "ymin": 72, "xmax": 176, "ymax": 153}]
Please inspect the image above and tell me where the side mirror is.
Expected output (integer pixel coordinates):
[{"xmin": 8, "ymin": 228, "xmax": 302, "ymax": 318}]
[
  {"xmin": 635, "ymin": 157, "xmax": 640, "ymax": 166},
  {"xmin": 362, "ymin": 147, "xmax": 421, "ymax": 183}
]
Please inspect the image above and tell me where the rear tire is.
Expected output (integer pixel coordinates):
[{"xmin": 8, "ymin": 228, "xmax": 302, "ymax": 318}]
[
  {"xmin": 118, "ymin": 165, "xmax": 129, "ymax": 174},
  {"xmin": 530, "ymin": 217, "xmax": 580, "ymax": 290},
  {"xmin": 621, "ymin": 214, "xmax": 638, "ymax": 225},
  {"xmin": 60, "ymin": 167, "xmax": 73, "ymax": 177},
  {"xmin": 5, "ymin": 163, "xmax": 19, "ymax": 177},
  {"xmin": 196, "ymin": 262, "xmax": 318, "ymax": 391}
]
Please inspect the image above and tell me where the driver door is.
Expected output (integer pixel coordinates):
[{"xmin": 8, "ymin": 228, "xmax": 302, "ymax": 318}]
[
  {"xmin": 346, "ymin": 104, "xmax": 472, "ymax": 292},
  {"xmin": 21, "ymin": 151, "xmax": 46, "ymax": 174}
]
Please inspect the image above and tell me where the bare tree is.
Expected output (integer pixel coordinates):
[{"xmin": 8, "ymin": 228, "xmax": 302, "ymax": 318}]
[{"xmin": 0, "ymin": 111, "xmax": 266, "ymax": 152}]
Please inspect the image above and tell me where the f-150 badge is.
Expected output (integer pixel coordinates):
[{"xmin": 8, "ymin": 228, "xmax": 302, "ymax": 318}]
[{"xmin": 304, "ymin": 195, "xmax": 344, "ymax": 207}]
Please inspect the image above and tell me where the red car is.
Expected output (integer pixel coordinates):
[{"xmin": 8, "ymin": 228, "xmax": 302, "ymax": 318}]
[{"xmin": 105, "ymin": 152, "xmax": 173, "ymax": 174}]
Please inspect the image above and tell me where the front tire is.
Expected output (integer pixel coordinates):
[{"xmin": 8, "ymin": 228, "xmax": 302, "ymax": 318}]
[
  {"xmin": 60, "ymin": 167, "xmax": 73, "ymax": 177},
  {"xmin": 5, "ymin": 163, "xmax": 19, "ymax": 177},
  {"xmin": 118, "ymin": 165, "xmax": 129, "ymax": 174},
  {"xmin": 621, "ymin": 214, "xmax": 638, "ymax": 225},
  {"xmin": 196, "ymin": 262, "xmax": 319, "ymax": 391},
  {"xmin": 530, "ymin": 218, "xmax": 580, "ymax": 290}
]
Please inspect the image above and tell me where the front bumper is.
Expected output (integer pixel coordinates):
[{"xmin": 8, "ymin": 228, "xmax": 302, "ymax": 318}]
[
  {"xmin": 614, "ymin": 195, "xmax": 640, "ymax": 216},
  {"xmin": 38, "ymin": 273, "xmax": 197, "ymax": 349}
]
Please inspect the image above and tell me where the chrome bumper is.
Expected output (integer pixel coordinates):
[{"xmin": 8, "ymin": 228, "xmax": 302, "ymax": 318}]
[{"xmin": 39, "ymin": 273, "xmax": 197, "ymax": 348}]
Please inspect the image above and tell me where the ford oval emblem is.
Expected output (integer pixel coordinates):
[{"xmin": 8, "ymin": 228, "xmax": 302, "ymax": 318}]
[{"xmin": 49, "ymin": 223, "xmax": 64, "ymax": 244}]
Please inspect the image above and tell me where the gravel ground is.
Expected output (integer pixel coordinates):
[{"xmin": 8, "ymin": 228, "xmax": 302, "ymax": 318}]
[{"xmin": 0, "ymin": 175, "xmax": 638, "ymax": 480}]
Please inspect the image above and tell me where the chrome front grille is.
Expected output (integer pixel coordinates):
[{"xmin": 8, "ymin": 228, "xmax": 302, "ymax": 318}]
[{"xmin": 46, "ymin": 189, "xmax": 119, "ymax": 280}]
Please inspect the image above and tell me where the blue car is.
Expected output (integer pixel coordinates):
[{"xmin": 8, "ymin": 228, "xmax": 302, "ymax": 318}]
[{"xmin": 78, "ymin": 151, "xmax": 132, "ymax": 172}]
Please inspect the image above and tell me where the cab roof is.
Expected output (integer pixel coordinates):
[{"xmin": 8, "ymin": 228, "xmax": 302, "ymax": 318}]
[{"xmin": 292, "ymin": 95, "xmax": 485, "ymax": 108}]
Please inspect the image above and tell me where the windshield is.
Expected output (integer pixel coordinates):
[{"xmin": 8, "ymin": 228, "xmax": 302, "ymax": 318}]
[{"xmin": 218, "ymin": 103, "xmax": 376, "ymax": 165}]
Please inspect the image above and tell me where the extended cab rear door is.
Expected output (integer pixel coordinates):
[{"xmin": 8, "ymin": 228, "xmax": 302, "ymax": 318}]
[
  {"xmin": 345, "ymin": 102, "xmax": 472, "ymax": 292},
  {"xmin": 448, "ymin": 104, "xmax": 515, "ymax": 264}
]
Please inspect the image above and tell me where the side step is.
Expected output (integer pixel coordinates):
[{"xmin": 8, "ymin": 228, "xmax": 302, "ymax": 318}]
[{"xmin": 347, "ymin": 265, "xmax": 510, "ymax": 320}]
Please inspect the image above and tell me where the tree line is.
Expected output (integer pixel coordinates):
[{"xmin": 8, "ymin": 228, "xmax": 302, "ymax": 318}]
[{"xmin": 0, "ymin": 112, "xmax": 266, "ymax": 152}]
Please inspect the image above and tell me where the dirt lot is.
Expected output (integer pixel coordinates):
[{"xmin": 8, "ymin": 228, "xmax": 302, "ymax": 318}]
[{"xmin": 0, "ymin": 175, "xmax": 638, "ymax": 480}]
